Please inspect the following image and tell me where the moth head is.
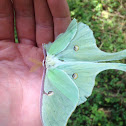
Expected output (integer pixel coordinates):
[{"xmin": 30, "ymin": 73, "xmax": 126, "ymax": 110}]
[{"xmin": 46, "ymin": 54, "xmax": 55, "ymax": 68}]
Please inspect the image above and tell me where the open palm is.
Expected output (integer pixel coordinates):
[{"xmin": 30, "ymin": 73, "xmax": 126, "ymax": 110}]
[{"xmin": 0, "ymin": 0, "xmax": 70, "ymax": 126}]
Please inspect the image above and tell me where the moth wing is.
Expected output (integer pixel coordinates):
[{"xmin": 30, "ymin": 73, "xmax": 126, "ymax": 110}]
[
  {"xmin": 44, "ymin": 42, "xmax": 52, "ymax": 52},
  {"xmin": 57, "ymin": 62, "xmax": 126, "ymax": 105},
  {"xmin": 41, "ymin": 68, "xmax": 79, "ymax": 126},
  {"xmin": 56, "ymin": 22, "xmax": 126, "ymax": 62},
  {"xmin": 56, "ymin": 33, "xmax": 64, "ymax": 39},
  {"xmin": 48, "ymin": 19, "xmax": 77, "ymax": 55},
  {"xmin": 44, "ymin": 33, "xmax": 64, "ymax": 52}
]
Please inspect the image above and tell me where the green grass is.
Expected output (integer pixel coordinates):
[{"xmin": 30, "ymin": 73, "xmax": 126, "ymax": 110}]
[{"xmin": 67, "ymin": 0, "xmax": 126, "ymax": 126}]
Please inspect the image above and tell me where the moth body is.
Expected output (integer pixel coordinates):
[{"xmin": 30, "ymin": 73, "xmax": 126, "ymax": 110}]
[{"xmin": 45, "ymin": 53, "xmax": 63, "ymax": 69}]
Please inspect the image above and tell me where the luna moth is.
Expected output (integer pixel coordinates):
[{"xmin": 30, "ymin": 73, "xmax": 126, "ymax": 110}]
[{"xmin": 38, "ymin": 19, "xmax": 126, "ymax": 126}]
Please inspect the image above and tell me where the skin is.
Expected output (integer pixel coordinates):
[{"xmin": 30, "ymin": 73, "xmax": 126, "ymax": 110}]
[{"xmin": 0, "ymin": 0, "xmax": 71, "ymax": 126}]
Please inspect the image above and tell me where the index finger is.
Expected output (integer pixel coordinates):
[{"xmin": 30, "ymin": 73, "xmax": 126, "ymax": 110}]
[{"xmin": 47, "ymin": 0, "xmax": 71, "ymax": 38}]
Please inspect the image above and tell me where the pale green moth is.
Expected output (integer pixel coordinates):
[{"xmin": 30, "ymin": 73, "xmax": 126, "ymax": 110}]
[{"xmin": 40, "ymin": 19, "xmax": 126, "ymax": 126}]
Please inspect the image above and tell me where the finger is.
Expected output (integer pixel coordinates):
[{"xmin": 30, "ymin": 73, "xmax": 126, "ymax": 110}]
[
  {"xmin": 0, "ymin": 0, "xmax": 14, "ymax": 42},
  {"xmin": 34, "ymin": 0, "xmax": 54, "ymax": 47},
  {"xmin": 13, "ymin": 0, "xmax": 36, "ymax": 45},
  {"xmin": 47, "ymin": 0, "xmax": 71, "ymax": 38}
]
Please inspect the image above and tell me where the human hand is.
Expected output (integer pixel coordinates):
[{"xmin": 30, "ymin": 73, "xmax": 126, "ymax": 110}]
[{"xmin": 0, "ymin": 0, "xmax": 70, "ymax": 126}]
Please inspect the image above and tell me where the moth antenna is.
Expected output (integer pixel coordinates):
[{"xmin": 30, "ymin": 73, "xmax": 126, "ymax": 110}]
[
  {"xmin": 29, "ymin": 58, "xmax": 43, "ymax": 72},
  {"xmin": 30, "ymin": 65, "xmax": 42, "ymax": 72},
  {"xmin": 29, "ymin": 58, "xmax": 42, "ymax": 65}
]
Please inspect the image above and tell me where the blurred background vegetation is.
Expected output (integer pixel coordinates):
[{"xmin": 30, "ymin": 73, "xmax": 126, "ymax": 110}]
[{"xmin": 67, "ymin": 0, "xmax": 126, "ymax": 126}]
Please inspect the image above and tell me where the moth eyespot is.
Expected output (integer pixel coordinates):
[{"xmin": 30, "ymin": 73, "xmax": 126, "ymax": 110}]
[
  {"xmin": 74, "ymin": 45, "xmax": 79, "ymax": 51},
  {"xmin": 47, "ymin": 91, "xmax": 54, "ymax": 96},
  {"xmin": 72, "ymin": 73, "xmax": 78, "ymax": 79}
]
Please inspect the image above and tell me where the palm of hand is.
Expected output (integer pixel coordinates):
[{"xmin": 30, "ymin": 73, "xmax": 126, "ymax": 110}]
[{"xmin": 0, "ymin": 42, "xmax": 43, "ymax": 125}]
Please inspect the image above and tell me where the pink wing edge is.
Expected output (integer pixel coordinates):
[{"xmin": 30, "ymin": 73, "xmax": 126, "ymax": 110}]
[{"xmin": 40, "ymin": 44, "xmax": 47, "ymax": 126}]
